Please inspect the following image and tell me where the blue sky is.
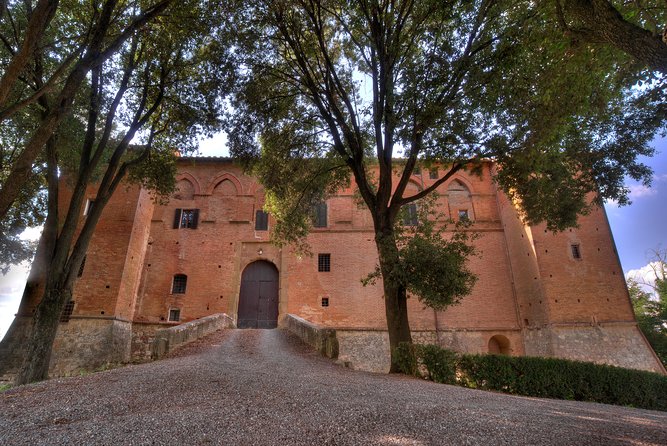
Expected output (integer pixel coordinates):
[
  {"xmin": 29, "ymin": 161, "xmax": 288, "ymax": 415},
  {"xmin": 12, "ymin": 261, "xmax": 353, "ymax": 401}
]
[{"xmin": 605, "ymin": 137, "xmax": 667, "ymax": 272}]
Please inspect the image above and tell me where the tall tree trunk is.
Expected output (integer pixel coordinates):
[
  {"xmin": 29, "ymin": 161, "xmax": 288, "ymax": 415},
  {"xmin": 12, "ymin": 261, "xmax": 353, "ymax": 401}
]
[
  {"xmin": 375, "ymin": 228, "xmax": 412, "ymax": 372},
  {"xmin": 15, "ymin": 286, "xmax": 72, "ymax": 385}
]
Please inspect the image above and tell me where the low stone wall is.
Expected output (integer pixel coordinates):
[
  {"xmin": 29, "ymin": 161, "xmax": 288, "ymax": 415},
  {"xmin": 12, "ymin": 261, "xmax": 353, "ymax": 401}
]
[
  {"xmin": 282, "ymin": 314, "xmax": 339, "ymax": 359},
  {"xmin": 151, "ymin": 313, "xmax": 235, "ymax": 359}
]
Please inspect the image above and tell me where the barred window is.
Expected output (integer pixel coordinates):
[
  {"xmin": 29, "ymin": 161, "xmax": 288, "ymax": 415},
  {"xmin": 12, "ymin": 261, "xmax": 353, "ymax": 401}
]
[
  {"xmin": 458, "ymin": 209, "xmax": 469, "ymax": 221},
  {"xmin": 318, "ymin": 253, "xmax": 331, "ymax": 272},
  {"xmin": 172, "ymin": 274, "xmax": 187, "ymax": 294},
  {"xmin": 571, "ymin": 244, "xmax": 582, "ymax": 260},
  {"xmin": 60, "ymin": 301, "xmax": 75, "ymax": 323},
  {"xmin": 168, "ymin": 308, "xmax": 181, "ymax": 322}
]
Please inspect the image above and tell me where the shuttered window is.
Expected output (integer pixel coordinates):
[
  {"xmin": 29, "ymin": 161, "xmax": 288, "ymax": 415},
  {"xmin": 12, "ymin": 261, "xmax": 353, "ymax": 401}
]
[
  {"xmin": 255, "ymin": 210, "xmax": 269, "ymax": 231},
  {"xmin": 173, "ymin": 209, "xmax": 199, "ymax": 229},
  {"xmin": 313, "ymin": 202, "xmax": 327, "ymax": 228}
]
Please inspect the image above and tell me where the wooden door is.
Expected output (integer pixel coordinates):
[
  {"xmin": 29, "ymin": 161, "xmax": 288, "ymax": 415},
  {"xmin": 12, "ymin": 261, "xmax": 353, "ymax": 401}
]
[{"xmin": 237, "ymin": 261, "xmax": 279, "ymax": 328}]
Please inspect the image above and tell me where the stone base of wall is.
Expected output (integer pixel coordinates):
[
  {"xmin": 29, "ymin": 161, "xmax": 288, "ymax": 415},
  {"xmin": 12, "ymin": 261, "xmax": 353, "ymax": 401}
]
[
  {"xmin": 149, "ymin": 313, "xmax": 235, "ymax": 359},
  {"xmin": 282, "ymin": 314, "xmax": 338, "ymax": 358},
  {"xmin": 0, "ymin": 316, "xmax": 34, "ymax": 379},
  {"xmin": 50, "ymin": 318, "xmax": 132, "ymax": 376},
  {"xmin": 542, "ymin": 323, "xmax": 665, "ymax": 374}
]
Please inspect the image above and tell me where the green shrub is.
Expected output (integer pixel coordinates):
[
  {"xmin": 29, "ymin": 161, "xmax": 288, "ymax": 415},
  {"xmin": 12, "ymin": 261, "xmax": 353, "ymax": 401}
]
[
  {"xmin": 420, "ymin": 344, "xmax": 457, "ymax": 384},
  {"xmin": 398, "ymin": 343, "xmax": 667, "ymax": 411}
]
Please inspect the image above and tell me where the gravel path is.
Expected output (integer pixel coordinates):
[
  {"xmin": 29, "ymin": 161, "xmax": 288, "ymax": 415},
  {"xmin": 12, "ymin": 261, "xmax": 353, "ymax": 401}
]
[{"xmin": 1, "ymin": 329, "xmax": 666, "ymax": 445}]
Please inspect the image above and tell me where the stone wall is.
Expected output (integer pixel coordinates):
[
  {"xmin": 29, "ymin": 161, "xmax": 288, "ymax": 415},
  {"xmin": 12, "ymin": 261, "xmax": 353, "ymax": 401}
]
[
  {"xmin": 50, "ymin": 318, "xmax": 132, "ymax": 376},
  {"xmin": 150, "ymin": 313, "xmax": 235, "ymax": 359},
  {"xmin": 281, "ymin": 314, "xmax": 338, "ymax": 358}
]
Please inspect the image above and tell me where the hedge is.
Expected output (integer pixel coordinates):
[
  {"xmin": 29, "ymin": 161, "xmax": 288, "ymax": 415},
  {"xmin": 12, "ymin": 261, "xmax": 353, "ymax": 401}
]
[{"xmin": 395, "ymin": 343, "xmax": 667, "ymax": 411}]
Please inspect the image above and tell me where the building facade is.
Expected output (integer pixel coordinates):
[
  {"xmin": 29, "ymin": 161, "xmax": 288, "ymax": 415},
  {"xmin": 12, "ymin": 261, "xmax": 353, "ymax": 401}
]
[{"xmin": 17, "ymin": 157, "xmax": 665, "ymax": 374}]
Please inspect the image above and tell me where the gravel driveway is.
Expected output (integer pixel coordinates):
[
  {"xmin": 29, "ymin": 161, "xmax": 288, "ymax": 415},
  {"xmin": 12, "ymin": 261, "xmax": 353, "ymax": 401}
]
[{"xmin": 1, "ymin": 329, "xmax": 666, "ymax": 445}]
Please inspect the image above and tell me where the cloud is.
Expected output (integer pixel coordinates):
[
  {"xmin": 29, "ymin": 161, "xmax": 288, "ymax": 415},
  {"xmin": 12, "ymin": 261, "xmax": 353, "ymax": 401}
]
[
  {"xmin": 626, "ymin": 261, "xmax": 665, "ymax": 296},
  {"xmin": 654, "ymin": 173, "xmax": 667, "ymax": 182},
  {"xmin": 627, "ymin": 183, "xmax": 657, "ymax": 200}
]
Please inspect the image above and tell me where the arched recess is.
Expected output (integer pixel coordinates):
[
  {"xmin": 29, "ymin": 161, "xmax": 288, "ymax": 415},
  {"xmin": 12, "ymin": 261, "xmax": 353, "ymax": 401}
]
[
  {"xmin": 488, "ymin": 334, "xmax": 511, "ymax": 355},
  {"xmin": 446, "ymin": 178, "xmax": 475, "ymax": 221},
  {"xmin": 211, "ymin": 179, "xmax": 239, "ymax": 222},
  {"xmin": 237, "ymin": 260, "xmax": 279, "ymax": 329},
  {"xmin": 173, "ymin": 172, "xmax": 201, "ymax": 200},
  {"xmin": 206, "ymin": 172, "xmax": 243, "ymax": 195}
]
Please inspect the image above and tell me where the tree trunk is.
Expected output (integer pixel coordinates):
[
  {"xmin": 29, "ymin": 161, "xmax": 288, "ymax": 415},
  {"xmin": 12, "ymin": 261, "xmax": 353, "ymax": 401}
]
[
  {"xmin": 14, "ymin": 286, "xmax": 72, "ymax": 385},
  {"xmin": 375, "ymin": 229, "xmax": 412, "ymax": 372}
]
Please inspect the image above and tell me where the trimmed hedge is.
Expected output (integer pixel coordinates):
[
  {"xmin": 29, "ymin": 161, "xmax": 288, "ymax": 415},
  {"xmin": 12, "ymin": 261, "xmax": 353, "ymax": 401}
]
[{"xmin": 395, "ymin": 343, "xmax": 667, "ymax": 411}]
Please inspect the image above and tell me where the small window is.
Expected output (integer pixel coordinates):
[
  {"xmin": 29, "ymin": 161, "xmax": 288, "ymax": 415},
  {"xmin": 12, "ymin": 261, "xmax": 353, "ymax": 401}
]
[
  {"xmin": 313, "ymin": 202, "xmax": 327, "ymax": 228},
  {"xmin": 172, "ymin": 274, "xmax": 187, "ymax": 294},
  {"xmin": 429, "ymin": 168, "xmax": 438, "ymax": 179},
  {"xmin": 571, "ymin": 244, "xmax": 581, "ymax": 260},
  {"xmin": 83, "ymin": 198, "xmax": 95, "ymax": 216},
  {"xmin": 458, "ymin": 209, "xmax": 469, "ymax": 221},
  {"xmin": 321, "ymin": 297, "xmax": 329, "ymax": 307},
  {"xmin": 318, "ymin": 253, "xmax": 331, "ymax": 272},
  {"xmin": 168, "ymin": 308, "xmax": 181, "ymax": 322},
  {"xmin": 402, "ymin": 203, "xmax": 418, "ymax": 226},
  {"xmin": 173, "ymin": 208, "xmax": 199, "ymax": 229},
  {"xmin": 77, "ymin": 255, "xmax": 86, "ymax": 277},
  {"xmin": 255, "ymin": 210, "xmax": 269, "ymax": 231},
  {"xmin": 60, "ymin": 300, "xmax": 75, "ymax": 323}
]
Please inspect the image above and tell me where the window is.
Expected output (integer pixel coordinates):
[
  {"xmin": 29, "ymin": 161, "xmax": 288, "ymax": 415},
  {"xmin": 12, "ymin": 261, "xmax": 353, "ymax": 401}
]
[
  {"xmin": 313, "ymin": 202, "xmax": 327, "ymax": 228},
  {"xmin": 458, "ymin": 209, "xmax": 469, "ymax": 221},
  {"xmin": 429, "ymin": 168, "xmax": 438, "ymax": 179},
  {"xmin": 172, "ymin": 274, "xmax": 187, "ymax": 294},
  {"xmin": 77, "ymin": 255, "xmax": 86, "ymax": 277},
  {"xmin": 255, "ymin": 210, "xmax": 269, "ymax": 231},
  {"xmin": 168, "ymin": 308, "xmax": 181, "ymax": 322},
  {"xmin": 318, "ymin": 253, "xmax": 331, "ymax": 272},
  {"xmin": 60, "ymin": 301, "xmax": 75, "ymax": 323},
  {"xmin": 321, "ymin": 297, "xmax": 329, "ymax": 307},
  {"xmin": 173, "ymin": 208, "xmax": 199, "ymax": 229},
  {"xmin": 402, "ymin": 203, "xmax": 418, "ymax": 226},
  {"xmin": 413, "ymin": 166, "xmax": 421, "ymax": 175},
  {"xmin": 571, "ymin": 244, "xmax": 582, "ymax": 260},
  {"xmin": 83, "ymin": 198, "xmax": 95, "ymax": 216}
]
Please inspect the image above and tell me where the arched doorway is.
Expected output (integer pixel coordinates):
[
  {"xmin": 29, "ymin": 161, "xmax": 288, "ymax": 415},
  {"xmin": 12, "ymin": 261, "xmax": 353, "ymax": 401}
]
[{"xmin": 237, "ymin": 261, "xmax": 279, "ymax": 329}]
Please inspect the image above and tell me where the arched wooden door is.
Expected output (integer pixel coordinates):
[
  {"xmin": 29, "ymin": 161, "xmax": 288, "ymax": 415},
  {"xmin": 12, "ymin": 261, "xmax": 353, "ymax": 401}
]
[{"xmin": 237, "ymin": 261, "xmax": 279, "ymax": 329}]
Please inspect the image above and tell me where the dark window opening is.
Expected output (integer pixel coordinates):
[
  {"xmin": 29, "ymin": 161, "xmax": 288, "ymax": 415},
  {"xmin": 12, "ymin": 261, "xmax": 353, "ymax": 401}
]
[
  {"xmin": 172, "ymin": 274, "xmax": 187, "ymax": 294},
  {"xmin": 321, "ymin": 297, "xmax": 329, "ymax": 307},
  {"xmin": 402, "ymin": 203, "xmax": 418, "ymax": 226},
  {"xmin": 60, "ymin": 301, "xmax": 75, "ymax": 323},
  {"xmin": 173, "ymin": 208, "xmax": 199, "ymax": 229},
  {"xmin": 313, "ymin": 202, "xmax": 327, "ymax": 228},
  {"xmin": 571, "ymin": 244, "xmax": 581, "ymax": 259},
  {"xmin": 77, "ymin": 255, "xmax": 86, "ymax": 277},
  {"xmin": 429, "ymin": 168, "xmax": 438, "ymax": 179},
  {"xmin": 458, "ymin": 209, "xmax": 469, "ymax": 221},
  {"xmin": 255, "ymin": 210, "xmax": 269, "ymax": 231},
  {"xmin": 169, "ymin": 308, "xmax": 181, "ymax": 322},
  {"xmin": 318, "ymin": 254, "xmax": 331, "ymax": 272}
]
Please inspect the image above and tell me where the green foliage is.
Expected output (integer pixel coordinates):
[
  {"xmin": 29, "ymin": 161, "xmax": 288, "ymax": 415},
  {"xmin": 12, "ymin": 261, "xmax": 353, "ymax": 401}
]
[{"xmin": 402, "ymin": 343, "xmax": 667, "ymax": 411}]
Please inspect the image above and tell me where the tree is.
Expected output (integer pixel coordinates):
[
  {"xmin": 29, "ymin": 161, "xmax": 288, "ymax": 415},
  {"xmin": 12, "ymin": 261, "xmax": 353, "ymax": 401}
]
[
  {"xmin": 554, "ymin": 1, "xmax": 667, "ymax": 75},
  {"xmin": 5, "ymin": 0, "xmax": 231, "ymax": 385},
  {"xmin": 226, "ymin": 0, "xmax": 662, "ymax": 371},
  {"xmin": 0, "ymin": 0, "xmax": 175, "ymax": 225},
  {"xmin": 628, "ymin": 250, "xmax": 667, "ymax": 367}
]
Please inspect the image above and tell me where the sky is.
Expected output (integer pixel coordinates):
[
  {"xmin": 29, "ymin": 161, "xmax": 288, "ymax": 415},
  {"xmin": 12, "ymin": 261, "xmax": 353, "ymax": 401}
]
[{"xmin": 0, "ymin": 134, "xmax": 666, "ymax": 340}]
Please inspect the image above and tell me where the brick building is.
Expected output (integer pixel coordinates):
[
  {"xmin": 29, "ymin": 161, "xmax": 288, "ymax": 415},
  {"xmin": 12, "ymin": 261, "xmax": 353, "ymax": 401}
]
[{"xmin": 22, "ymin": 157, "xmax": 665, "ymax": 374}]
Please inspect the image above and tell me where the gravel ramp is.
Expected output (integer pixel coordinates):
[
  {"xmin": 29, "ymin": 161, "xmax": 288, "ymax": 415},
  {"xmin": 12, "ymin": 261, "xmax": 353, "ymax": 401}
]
[{"xmin": 1, "ymin": 329, "xmax": 666, "ymax": 445}]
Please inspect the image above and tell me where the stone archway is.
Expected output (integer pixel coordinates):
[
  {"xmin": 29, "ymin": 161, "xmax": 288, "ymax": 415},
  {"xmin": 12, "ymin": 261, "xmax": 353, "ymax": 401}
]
[{"xmin": 237, "ymin": 261, "xmax": 279, "ymax": 329}]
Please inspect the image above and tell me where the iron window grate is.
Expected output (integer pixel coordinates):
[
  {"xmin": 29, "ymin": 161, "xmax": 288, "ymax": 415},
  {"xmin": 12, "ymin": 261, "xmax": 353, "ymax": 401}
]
[{"xmin": 318, "ymin": 253, "xmax": 331, "ymax": 272}]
